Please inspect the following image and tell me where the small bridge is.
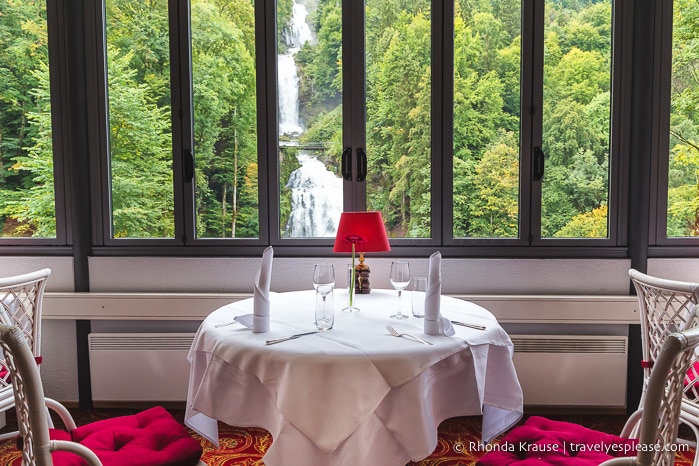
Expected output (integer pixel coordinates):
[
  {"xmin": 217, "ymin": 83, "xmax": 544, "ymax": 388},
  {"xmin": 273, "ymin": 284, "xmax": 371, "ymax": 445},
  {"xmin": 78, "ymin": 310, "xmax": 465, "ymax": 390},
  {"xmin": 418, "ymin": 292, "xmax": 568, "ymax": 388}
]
[{"xmin": 279, "ymin": 141, "xmax": 329, "ymax": 153}]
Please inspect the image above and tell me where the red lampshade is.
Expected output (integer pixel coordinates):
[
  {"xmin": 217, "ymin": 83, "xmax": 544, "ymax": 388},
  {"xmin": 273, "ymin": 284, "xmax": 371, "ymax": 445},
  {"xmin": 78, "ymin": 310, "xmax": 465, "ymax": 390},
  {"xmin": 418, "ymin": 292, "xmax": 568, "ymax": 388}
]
[{"xmin": 333, "ymin": 211, "xmax": 391, "ymax": 253}]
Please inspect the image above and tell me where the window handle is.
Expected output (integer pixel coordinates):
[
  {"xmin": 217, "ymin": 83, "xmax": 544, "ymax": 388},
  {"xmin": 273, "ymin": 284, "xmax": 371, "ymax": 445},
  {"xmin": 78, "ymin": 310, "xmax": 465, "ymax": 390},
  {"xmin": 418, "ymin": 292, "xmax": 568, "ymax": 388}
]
[
  {"xmin": 357, "ymin": 147, "xmax": 367, "ymax": 182},
  {"xmin": 184, "ymin": 150, "xmax": 194, "ymax": 182},
  {"xmin": 341, "ymin": 147, "xmax": 352, "ymax": 180},
  {"xmin": 533, "ymin": 146, "xmax": 545, "ymax": 181}
]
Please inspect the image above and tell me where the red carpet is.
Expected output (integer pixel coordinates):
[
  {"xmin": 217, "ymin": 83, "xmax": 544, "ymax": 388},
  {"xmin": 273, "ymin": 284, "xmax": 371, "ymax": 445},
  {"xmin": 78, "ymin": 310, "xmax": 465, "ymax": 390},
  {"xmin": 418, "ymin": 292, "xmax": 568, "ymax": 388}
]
[{"xmin": 0, "ymin": 410, "xmax": 695, "ymax": 465}]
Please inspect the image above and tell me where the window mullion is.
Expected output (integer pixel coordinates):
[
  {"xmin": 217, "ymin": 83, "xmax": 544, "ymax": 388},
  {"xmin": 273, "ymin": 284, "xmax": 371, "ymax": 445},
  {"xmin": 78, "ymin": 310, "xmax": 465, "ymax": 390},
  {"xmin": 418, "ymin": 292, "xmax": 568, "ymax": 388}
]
[
  {"xmin": 172, "ymin": 0, "xmax": 192, "ymax": 245},
  {"xmin": 342, "ymin": 0, "xmax": 366, "ymax": 213},
  {"xmin": 524, "ymin": 0, "xmax": 543, "ymax": 245}
]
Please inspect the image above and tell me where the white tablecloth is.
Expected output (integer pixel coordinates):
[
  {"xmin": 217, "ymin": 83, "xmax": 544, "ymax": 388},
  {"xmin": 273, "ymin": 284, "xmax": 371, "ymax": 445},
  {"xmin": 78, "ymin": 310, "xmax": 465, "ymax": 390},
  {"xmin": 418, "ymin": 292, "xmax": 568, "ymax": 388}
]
[{"xmin": 185, "ymin": 289, "xmax": 522, "ymax": 466}]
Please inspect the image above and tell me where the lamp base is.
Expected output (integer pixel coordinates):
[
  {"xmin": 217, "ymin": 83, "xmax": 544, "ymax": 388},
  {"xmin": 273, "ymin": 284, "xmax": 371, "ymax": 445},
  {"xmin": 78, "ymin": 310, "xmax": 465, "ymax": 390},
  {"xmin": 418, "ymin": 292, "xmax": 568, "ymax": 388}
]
[{"xmin": 342, "ymin": 305, "xmax": 360, "ymax": 313}]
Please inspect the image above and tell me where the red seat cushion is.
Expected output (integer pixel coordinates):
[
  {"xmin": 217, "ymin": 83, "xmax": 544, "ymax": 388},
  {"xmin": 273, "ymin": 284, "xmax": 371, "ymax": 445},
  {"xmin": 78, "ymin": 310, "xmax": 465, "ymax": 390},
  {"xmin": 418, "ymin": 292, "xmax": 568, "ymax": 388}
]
[
  {"xmin": 48, "ymin": 406, "xmax": 202, "ymax": 466},
  {"xmin": 476, "ymin": 416, "xmax": 637, "ymax": 465}
]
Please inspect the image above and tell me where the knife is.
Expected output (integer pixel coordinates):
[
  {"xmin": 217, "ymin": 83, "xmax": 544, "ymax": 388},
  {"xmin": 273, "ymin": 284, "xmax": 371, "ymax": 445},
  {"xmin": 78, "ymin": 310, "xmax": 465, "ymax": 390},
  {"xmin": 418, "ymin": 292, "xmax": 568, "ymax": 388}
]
[
  {"xmin": 265, "ymin": 331, "xmax": 319, "ymax": 345},
  {"xmin": 450, "ymin": 320, "xmax": 486, "ymax": 331}
]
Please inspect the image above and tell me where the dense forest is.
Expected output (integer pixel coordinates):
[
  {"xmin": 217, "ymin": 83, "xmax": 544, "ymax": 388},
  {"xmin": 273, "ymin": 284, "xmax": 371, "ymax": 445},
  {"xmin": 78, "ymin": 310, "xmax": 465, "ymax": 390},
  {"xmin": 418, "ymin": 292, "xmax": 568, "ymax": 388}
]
[
  {"xmin": 0, "ymin": 0, "xmax": 697, "ymax": 240},
  {"xmin": 293, "ymin": 0, "xmax": 612, "ymax": 238}
]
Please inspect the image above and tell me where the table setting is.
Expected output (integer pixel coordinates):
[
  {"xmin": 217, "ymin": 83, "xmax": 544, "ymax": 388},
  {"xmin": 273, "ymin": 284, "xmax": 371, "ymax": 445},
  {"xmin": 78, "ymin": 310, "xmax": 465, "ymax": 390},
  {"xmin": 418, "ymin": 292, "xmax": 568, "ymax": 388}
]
[{"xmin": 185, "ymin": 243, "xmax": 523, "ymax": 466}]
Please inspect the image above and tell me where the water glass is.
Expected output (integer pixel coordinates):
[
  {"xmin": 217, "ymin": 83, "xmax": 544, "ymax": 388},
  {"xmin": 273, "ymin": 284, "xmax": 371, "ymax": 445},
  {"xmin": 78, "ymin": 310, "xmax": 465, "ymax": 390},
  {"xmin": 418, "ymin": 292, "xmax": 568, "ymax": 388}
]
[
  {"xmin": 313, "ymin": 264, "xmax": 335, "ymax": 330},
  {"xmin": 390, "ymin": 261, "xmax": 410, "ymax": 320},
  {"xmin": 315, "ymin": 289, "xmax": 334, "ymax": 330},
  {"xmin": 411, "ymin": 277, "xmax": 428, "ymax": 317}
]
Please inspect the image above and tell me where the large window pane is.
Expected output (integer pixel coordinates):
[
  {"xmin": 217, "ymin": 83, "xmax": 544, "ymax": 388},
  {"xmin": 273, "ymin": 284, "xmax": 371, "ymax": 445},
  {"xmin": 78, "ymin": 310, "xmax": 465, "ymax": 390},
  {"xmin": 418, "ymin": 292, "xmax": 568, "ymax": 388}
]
[
  {"xmin": 105, "ymin": 0, "xmax": 174, "ymax": 238},
  {"xmin": 541, "ymin": 0, "xmax": 612, "ymax": 239},
  {"xmin": 452, "ymin": 0, "xmax": 521, "ymax": 239},
  {"xmin": 366, "ymin": 0, "xmax": 432, "ymax": 238},
  {"xmin": 0, "ymin": 0, "xmax": 56, "ymax": 237},
  {"xmin": 666, "ymin": 0, "xmax": 699, "ymax": 238},
  {"xmin": 192, "ymin": 0, "xmax": 259, "ymax": 239},
  {"xmin": 278, "ymin": 0, "xmax": 343, "ymax": 238}
]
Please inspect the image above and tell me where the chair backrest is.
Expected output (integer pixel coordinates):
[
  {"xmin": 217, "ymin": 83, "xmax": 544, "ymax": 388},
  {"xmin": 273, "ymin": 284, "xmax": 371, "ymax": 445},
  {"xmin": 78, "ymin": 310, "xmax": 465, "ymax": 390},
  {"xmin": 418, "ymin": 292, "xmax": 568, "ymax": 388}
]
[
  {"xmin": 0, "ymin": 324, "xmax": 54, "ymax": 466},
  {"xmin": 635, "ymin": 325, "xmax": 699, "ymax": 466},
  {"xmin": 629, "ymin": 268, "xmax": 699, "ymax": 398},
  {"xmin": 0, "ymin": 269, "xmax": 51, "ymax": 375}
]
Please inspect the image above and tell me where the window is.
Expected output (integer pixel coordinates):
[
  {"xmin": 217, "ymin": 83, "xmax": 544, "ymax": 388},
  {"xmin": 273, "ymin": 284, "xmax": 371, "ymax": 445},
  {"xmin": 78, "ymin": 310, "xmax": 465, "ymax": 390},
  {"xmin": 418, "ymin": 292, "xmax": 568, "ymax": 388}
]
[
  {"xmin": 277, "ymin": 0, "xmax": 432, "ymax": 240},
  {"xmin": 90, "ymin": 0, "xmax": 625, "ymax": 251},
  {"xmin": 105, "ymin": 0, "xmax": 174, "ymax": 239},
  {"xmin": 0, "ymin": 0, "xmax": 58, "ymax": 240},
  {"xmin": 450, "ymin": 0, "xmax": 615, "ymax": 244},
  {"xmin": 539, "ymin": 1, "xmax": 612, "ymax": 240},
  {"xmin": 451, "ymin": 0, "xmax": 522, "ymax": 240},
  {"xmin": 191, "ymin": 0, "xmax": 259, "ymax": 239},
  {"xmin": 661, "ymin": 0, "xmax": 699, "ymax": 240},
  {"xmin": 101, "ymin": 0, "xmax": 260, "ymax": 243}
]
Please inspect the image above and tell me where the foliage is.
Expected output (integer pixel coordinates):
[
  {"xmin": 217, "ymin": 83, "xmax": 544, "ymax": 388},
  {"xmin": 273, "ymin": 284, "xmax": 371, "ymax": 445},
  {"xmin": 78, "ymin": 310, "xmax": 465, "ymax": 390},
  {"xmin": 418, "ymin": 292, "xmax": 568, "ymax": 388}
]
[
  {"xmin": 190, "ymin": 0, "xmax": 258, "ymax": 238},
  {"xmin": 667, "ymin": 0, "xmax": 699, "ymax": 236},
  {"xmin": 0, "ymin": 0, "xmax": 53, "ymax": 236},
  {"xmin": 7, "ymin": 0, "xmax": 695, "ymax": 242}
]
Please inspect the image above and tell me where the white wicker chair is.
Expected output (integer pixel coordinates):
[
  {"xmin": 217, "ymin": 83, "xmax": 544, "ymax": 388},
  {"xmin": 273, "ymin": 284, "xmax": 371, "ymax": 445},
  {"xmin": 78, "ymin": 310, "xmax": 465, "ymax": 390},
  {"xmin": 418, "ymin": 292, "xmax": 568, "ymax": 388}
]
[
  {"xmin": 629, "ymin": 268, "xmax": 699, "ymax": 464},
  {"xmin": 605, "ymin": 325, "xmax": 699, "ymax": 465},
  {"xmin": 0, "ymin": 268, "xmax": 51, "ymax": 441},
  {"xmin": 0, "ymin": 324, "xmax": 207, "ymax": 466}
]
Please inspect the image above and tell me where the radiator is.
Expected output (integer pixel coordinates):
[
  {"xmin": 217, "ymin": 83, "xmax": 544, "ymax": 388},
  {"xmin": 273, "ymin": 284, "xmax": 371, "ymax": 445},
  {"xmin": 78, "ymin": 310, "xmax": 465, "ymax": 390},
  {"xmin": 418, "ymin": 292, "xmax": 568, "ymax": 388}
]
[
  {"xmin": 87, "ymin": 332, "xmax": 628, "ymax": 406},
  {"xmin": 511, "ymin": 335, "xmax": 628, "ymax": 407},
  {"xmin": 88, "ymin": 333, "xmax": 195, "ymax": 402}
]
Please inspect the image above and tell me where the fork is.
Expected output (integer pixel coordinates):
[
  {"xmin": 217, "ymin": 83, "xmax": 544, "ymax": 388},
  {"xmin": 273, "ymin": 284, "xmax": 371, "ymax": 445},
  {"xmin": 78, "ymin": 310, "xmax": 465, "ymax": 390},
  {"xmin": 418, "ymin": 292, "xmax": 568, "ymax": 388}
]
[{"xmin": 385, "ymin": 325, "xmax": 433, "ymax": 345}]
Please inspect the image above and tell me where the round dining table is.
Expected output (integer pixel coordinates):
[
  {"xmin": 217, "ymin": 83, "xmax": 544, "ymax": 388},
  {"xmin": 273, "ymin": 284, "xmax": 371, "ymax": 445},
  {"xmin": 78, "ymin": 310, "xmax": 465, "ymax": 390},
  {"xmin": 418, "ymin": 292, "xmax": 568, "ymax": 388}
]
[{"xmin": 185, "ymin": 289, "xmax": 523, "ymax": 466}]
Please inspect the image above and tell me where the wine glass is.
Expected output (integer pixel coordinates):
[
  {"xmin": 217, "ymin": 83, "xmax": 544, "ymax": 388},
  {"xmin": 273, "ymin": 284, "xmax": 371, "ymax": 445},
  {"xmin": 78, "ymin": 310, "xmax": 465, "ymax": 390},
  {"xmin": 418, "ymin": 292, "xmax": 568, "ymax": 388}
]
[
  {"xmin": 313, "ymin": 264, "xmax": 335, "ymax": 330},
  {"xmin": 389, "ymin": 261, "xmax": 410, "ymax": 320}
]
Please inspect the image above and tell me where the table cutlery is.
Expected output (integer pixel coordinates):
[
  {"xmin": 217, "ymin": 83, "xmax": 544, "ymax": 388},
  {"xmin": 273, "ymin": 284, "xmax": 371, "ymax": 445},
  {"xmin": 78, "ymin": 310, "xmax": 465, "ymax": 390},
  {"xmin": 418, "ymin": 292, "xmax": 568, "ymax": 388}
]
[
  {"xmin": 216, "ymin": 314, "xmax": 254, "ymax": 328},
  {"xmin": 385, "ymin": 325, "xmax": 433, "ymax": 345},
  {"xmin": 450, "ymin": 320, "xmax": 486, "ymax": 331},
  {"xmin": 265, "ymin": 331, "xmax": 318, "ymax": 345},
  {"xmin": 215, "ymin": 321, "xmax": 238, "ymax": 328}
]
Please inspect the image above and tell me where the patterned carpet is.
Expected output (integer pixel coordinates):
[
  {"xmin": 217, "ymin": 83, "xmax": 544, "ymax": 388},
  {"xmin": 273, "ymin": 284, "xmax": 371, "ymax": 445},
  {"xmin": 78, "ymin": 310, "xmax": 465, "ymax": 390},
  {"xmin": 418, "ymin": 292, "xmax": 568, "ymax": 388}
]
[{"xmin": 0, "ymin": 409, "xmax": 695, "ymax": 465}]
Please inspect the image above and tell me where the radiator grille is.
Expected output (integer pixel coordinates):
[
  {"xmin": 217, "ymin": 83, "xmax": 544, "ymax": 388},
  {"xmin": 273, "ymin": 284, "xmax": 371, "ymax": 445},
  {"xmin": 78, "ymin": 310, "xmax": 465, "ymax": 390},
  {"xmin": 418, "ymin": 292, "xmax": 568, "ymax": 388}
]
[
  {"xmin": 512, "ymin": 337, "xmax": 627, "ymax": 354},
  {"xmin": 88, "ymin": 334, "xmax": 194, "ymax": 351}
]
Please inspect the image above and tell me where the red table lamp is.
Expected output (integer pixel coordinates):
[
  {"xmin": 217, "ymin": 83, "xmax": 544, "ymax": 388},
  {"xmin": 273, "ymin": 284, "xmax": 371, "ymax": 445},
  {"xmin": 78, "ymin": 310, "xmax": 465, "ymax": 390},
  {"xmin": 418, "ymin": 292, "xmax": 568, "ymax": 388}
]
[{"xmin": 333, "ymin": 211, "xmax": 391, "ymax": 312}]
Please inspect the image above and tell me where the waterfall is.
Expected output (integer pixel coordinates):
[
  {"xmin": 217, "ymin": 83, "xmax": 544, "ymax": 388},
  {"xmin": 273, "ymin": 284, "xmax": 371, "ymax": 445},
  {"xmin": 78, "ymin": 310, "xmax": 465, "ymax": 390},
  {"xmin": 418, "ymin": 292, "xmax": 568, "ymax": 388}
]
[
  {"xmin": 285, "ymin": 154, "xmax": 343, "ymax": 237},
  {"xmin": 279, "ymin": 1, "xmax": 342, "ymax": 238},
  {"xmin": 278, "ymin": 2, "xmax": 314, "ymax": 136},
  {"xmin": 278, "ymin": 53, "xmax": 303, "ymax": 136}
]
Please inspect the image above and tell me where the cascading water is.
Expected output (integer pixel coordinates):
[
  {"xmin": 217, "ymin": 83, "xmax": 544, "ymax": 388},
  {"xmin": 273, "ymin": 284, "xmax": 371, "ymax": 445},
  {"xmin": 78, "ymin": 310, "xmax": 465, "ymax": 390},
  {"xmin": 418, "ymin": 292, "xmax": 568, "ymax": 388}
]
[
  {"xmin": 285, "ymin": 154, "xmax": 343, "ymax": 237},
  {"xmin": 278, "ymin": 1, "xmax": 313, "ymax": 136},
  {"xmin": 279, "ymin": 1, "xmax": 343, "ymax": 238}
]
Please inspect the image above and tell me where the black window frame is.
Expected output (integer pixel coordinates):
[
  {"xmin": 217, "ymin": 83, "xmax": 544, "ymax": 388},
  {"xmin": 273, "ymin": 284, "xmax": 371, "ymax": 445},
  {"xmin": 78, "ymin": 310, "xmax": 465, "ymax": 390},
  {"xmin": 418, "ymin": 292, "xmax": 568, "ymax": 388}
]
[
  {"xmin": 0, "ymin": 0, "xmax": 647, "ymax": 261},
  {"xmin": 648, "ymin": 0, "xmax": 699, "ymax": 256}
]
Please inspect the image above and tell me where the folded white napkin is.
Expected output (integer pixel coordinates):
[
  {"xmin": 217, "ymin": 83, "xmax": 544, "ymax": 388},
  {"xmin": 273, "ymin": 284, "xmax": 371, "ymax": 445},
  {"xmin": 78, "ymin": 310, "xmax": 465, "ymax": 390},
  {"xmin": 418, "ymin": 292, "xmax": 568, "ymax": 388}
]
[
  {"xmin": 423, "ymin": 251, "xmax": 455, "ymax": 336},
  {"xmin": 233, "ymin": 314, "xmax": 254, "ymax": 328},
  {"xmin": 253, "ymin": 246, "xmax": 274, "ymax": 333}
]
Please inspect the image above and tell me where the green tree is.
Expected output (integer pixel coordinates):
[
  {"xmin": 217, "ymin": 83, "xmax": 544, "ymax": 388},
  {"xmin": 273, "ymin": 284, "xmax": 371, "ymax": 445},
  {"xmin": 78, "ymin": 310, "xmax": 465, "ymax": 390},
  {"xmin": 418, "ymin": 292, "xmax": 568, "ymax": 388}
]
[
  {"xmin": 467, "ymin": 130, "xmax": 519, "ymax": 237},
  {"xmin": 666, "ymin": 0, "xmax": 699, "ymax": 236},
  {"xmin": 297, "ymin": 0, "xmax": 342, "ymax": 113},
  {"xmin": 107, "ymin": 49, "xmax": 174, "ymax": 238},
  {"xmin": 0, "ymin": 0, "xmax": 53, "ymax": 236},
  {"xmin": 366, "ymin": 10, "xmax": 431, "ymax": 236},
  {"xmin": 191, "ymin": 0, "xmax": 258, "ymax": 238},
  {"xmin": 555, "ymin": 205, "xmax": 608, "ymax": 238},
  {"xmin": 1, "ymin": 64, "xmax": 55, "ymax": 237},
  {"xmin": 106, "ymin": 0, "xmax": 171, "ymax": 108}
]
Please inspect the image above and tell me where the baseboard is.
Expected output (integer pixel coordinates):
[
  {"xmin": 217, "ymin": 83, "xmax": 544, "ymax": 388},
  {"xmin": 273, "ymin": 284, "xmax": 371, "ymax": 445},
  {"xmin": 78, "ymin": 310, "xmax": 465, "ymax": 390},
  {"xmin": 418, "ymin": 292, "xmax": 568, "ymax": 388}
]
[{"xmin": 90, "ymin": 401, "xmax": 188, "ymax": 410}]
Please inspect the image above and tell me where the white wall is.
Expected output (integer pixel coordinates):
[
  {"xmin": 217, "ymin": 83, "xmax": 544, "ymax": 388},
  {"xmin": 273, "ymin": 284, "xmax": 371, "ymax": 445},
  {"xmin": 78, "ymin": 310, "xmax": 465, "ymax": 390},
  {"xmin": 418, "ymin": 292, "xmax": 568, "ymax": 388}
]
[
  {"xmin": 87, "ymin": 256, "xmax": 632, "ymax": 294},
  {"xmin": 648, "ymin": 258, "xmax": 699, "ymax": 281},
  {"xmin": 16, "ymin": 255, "xmax": 637, "ymax": 403}
]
